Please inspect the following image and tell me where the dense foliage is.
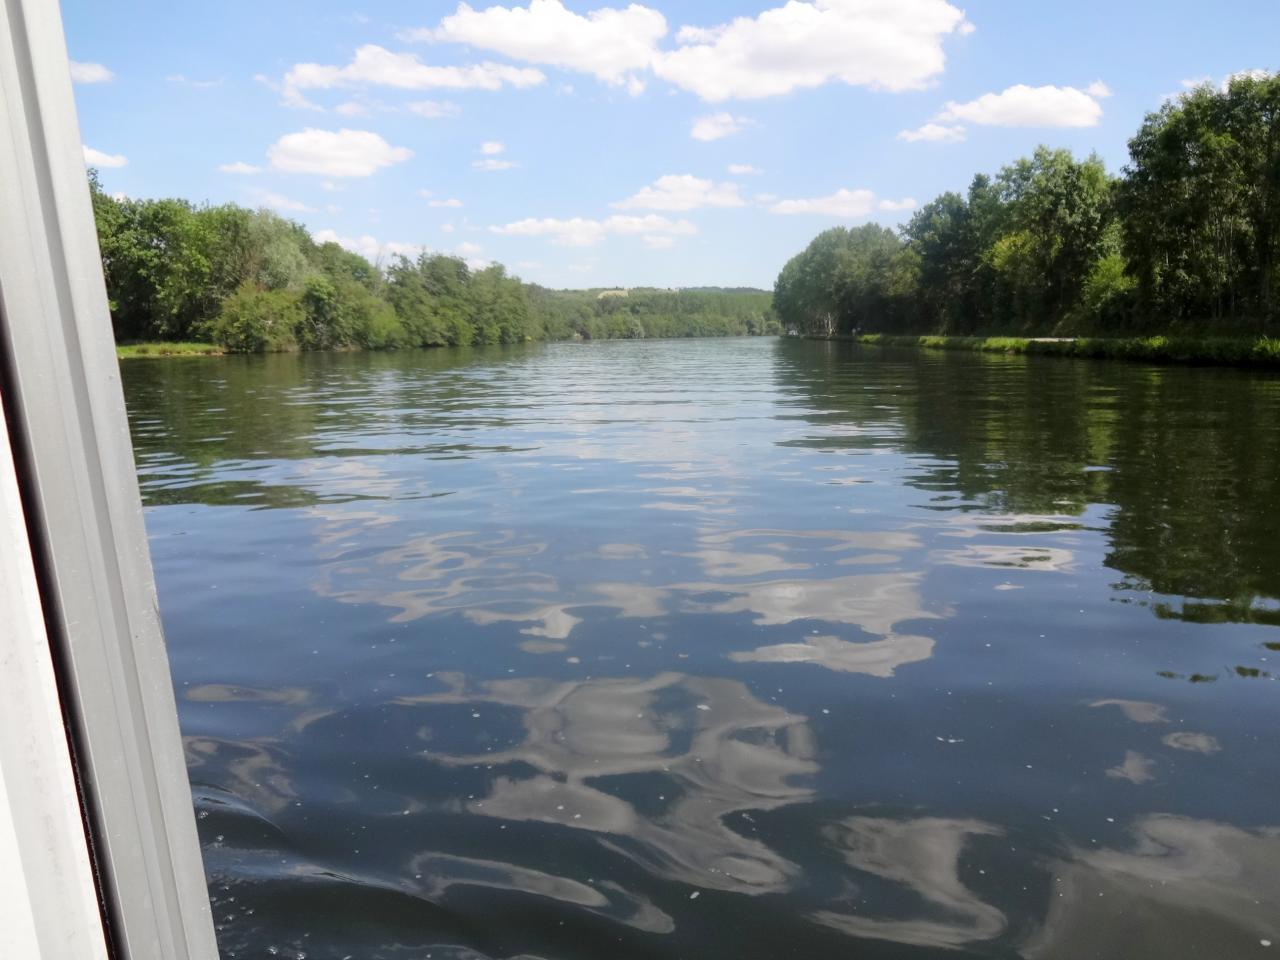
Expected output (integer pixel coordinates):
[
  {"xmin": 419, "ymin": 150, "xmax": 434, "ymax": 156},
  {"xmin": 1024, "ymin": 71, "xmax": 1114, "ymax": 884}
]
[
  {"xmin": 89, "ymin": 176, "xmax": 776, "ymax": 352},
  {"xmin": 775, "ymin": 74, "xmax": 1280, "ymax": 337}
]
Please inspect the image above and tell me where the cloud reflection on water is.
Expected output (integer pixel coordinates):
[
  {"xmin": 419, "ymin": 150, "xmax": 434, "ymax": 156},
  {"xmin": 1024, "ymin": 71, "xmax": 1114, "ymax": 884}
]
[
  {"xmin": 401, "ymin": 671, "xmax": 817, "ymax": 895},
  {"xmin": 308, "ymin": 512, "xmax": 947, "ymax": 676},
  {"xmin": 1024, "ymin": 815, "xmax": 1280, "ymax": 958},
  {"xmin": 812, "ymin": 816, "xmax": 1007, "ymax": 950}
]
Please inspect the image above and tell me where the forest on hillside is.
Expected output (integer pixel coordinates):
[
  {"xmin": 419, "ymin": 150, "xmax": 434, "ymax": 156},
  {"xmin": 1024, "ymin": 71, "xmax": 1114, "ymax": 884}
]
[
  {"xmin": 774, "ymin": 73, "xmax": 1280, "ymax": 338},
  {"xmin": 89, "ymin": 176, "xmax": 777, "ymax": 353}
]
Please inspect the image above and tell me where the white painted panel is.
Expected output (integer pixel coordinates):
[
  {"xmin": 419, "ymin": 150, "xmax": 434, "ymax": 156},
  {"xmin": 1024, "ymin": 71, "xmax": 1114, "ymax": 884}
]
[{"xmin": 0, "ymin": 390, "xmax": 109, "ymax": 960}]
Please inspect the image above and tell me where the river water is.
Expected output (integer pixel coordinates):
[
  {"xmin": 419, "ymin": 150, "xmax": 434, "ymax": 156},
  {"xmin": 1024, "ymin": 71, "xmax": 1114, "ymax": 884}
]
[{"xmin": 122, "ymin": 338, "xmax": 1280, "ymax": 960}]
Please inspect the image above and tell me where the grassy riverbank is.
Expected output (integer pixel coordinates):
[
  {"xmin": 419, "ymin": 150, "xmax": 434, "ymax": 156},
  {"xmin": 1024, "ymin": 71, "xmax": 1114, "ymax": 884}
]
[
  {"xmin": 827, "ymin": 334, "xmax": 1280, "ymax": 367},
  {"xmin": 116, "ymin": 342, "xmax": 224, "ymax": 359}
]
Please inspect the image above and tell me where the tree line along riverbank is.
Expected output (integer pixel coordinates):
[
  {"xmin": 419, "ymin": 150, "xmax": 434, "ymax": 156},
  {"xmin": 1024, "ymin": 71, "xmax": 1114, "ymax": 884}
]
[
  {"xmin": 773, "ymin": 73, "xmax": 1280, "ymax": 363},
  {"xmin": 90, "ymin": 172, "xmax": 777, "ymax": 356}
]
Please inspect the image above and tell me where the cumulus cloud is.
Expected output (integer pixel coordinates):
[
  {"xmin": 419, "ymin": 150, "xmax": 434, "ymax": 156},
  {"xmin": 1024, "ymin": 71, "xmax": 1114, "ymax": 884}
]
[
  {"xmin": 218, "ymin": 161, "xmax": 262, "ymax": 175},
  {"xmin": 167, "ymin": 74, "xmax": 224, "ymax": 89},
  {"xmin": 282, "ymin": 44, "xmax": 545, "ymax": 108},
  {"xmin": 454, "ymin": 242, "xmax": 491, "ymax": 270},
  {"xmin": 418, "ymin": 0, "xmax": 970, "ymax": 102},
  {"xmin": 1223, "ymin": 68, "xmax": 1271, "ymax": 88},
  {"xmin": 422, "ymin": 0, "xmax": 667, "ymax": 87},
  {"xmin": 473, "ymin": 142, "xmax": 518, "ymax": 170},
  {"xmin": 313, "ymin": 229, "xmax": 425, "ymax": 262},
  {"xmin": 898, "ymin": 122, "xmax": 966, "ymax": 143},
  {"xmin": 690, "ymin": 112, "xmax": 752, "ymax": 142},
  {"xmin": 408, "ymin": 100, "xmax": 461, "ymax": 118},
  {"xmin": 268, "ymin": 128, "xmax": 412, "ymax": 177},
  {"xmin": 614, "ymin": 174, "xmax": 744, "ymax": 212},
  {"xmin": 83, "ymin": 146, "xmax": 127, "ymax": 168},
  {"xmin": 70, "ymin": 60, "xmax": 114, "ymax": 84},
  {"xmin": 877, "ymin": 197, "xmax": 918, "ymax": 212},
  {"xmin": 1182, "ymin": 69, "xmax": 1271, "ymax": 94},
  {"xmin": 936, "ymin": 83, "xmax": 1106, "ymax": 128},
  {"xmin": 728, "ymin": 163, "xmax": 762, "ymax": 175},
  {"xmin": 426, "ymin": 194, "xmax": 465, "ymax": 208},
  {"xmin": 654, "ymin": 0, "xmax": 970, "ymax": 102},
  {"xmin": 490, "ymin": 214, "xmax": 697, "ymax": 247},
  {"xmin": 770, "ymin": 188, "xmax": 915, "ymax": 217},
  {"xmin": 256, "ymin": 191, "xmax": 316, "ymax": 214}
]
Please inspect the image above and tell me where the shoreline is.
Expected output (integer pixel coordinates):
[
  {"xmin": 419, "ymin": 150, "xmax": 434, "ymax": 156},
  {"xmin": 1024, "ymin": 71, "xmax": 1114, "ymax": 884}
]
[
  {"xmin": 116, "ymin": 342, "xmax": 225, "ymax": 359},
  {"xmin": 805, "ymin": 334, "xmax": 1280, "ymax": 368},
  {"xmin": 115, "ymin": 334, "xmax": 775, "ymax": 360}
]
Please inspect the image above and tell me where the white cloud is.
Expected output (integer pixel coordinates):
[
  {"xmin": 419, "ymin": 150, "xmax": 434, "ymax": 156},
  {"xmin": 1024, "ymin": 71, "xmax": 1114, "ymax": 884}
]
[
  {"xmin": 1086, "ymin": 80, "xmax": 1112, "ymax": 98},
  {"xmin": 454, "ymin": 240, "xmax": 492, "ymax": 270},
  {"xmin": 691, "ymin": 112, "xmax": 750, "ymax": 142},
  {"xmin": 83, "ymin": 146, "xmax": 127, "ymax": 168},
  {"xmin": 282, "ymin": 44, "xmax": 545, "ymax": 108},
  {"xmin": 70, "ymin": 60, "xmax": 113, "ymax": 84},
  {"xmin": 898, "ymin": 122, "xmax": 966, "ymax": 143},
  {"xmin": 407, "ymin": 100, "xmax": 461, "ymax": 118},
  {"xmin": 422, "ymin": 191, "xmax": 465, "ymax": 208},
  {"xmin": 770, "ymin": 188, "xmax": 915, "ymax": 217},
  {"xmin": 643, "ymin": 235, "xmax": 677, "ymax": 249},
  {"xmin": 878, "ymin": 197, "xmax": 918, "ymax": 212},
  {"xmin": 481, "ymin": 140, "xmax": 506, "ymax": 155},
  {"xmin": 1173, "ymin": 70, "xmax": 1270, "ymax": 103},
  {"xmin": 442, "ymin": 224, "xmax": 457, "ymax": 233},
  {"xmin": 1224, "ymin": 68, "xmax": 1271, "ymax": 88},
  {"xmin": 490, "ymin": 214, "xmax": 697, "ymax": 247},
  {"xmin": 335, "ymin": 100, "xmax": 371, "ymax": 116},
  {"xmin": 257, "ymin": 191, "xmax": 316, "ymax": 214},
  {"xmin": 422, "ymin": 0, "xmax": 667, "ymax": 86},
  {"xmin": 218, "ymin": 161, "xmax": 261, "ymax": 175},
  {"xmin": 474, "ymin": 158, "xmax": 519, "ymax": 171},
  {"xmin": 167, "ymin": 74, "xmax": 224, "ymax": 89},
  {"xmin": 614, "ymin": 174, "xmax": 744, "ymax": 211},
  {"xmin": 268, "ymin": 128, "xmax": 412, "ymax": 177},
  {"xmin": 313, "ymin": 229, "xmax": 425, "ymax": 262},
  {"xmin": 654, "ymin": 0, "xmax": 969, "ymax": 102},
  {"xmin": 936, "ymin": 84, "xmax": 1105, "ymax": 128},
  {"xmin": 728, "ymin": 163, "xmax": 762, "ymax": 175}
]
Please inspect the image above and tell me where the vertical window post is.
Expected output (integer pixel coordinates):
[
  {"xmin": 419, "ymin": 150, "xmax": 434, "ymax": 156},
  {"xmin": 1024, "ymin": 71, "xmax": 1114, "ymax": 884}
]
[{"xmin": 0, "ymin": 1, "xmax": 219, "ymax": 957}]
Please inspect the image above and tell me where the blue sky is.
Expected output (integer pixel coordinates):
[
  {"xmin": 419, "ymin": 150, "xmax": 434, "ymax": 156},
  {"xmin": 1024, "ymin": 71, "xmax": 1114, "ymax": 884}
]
[{"xmin": 65, "ymin": 0, "xmax": 1279, "ymax": 290}]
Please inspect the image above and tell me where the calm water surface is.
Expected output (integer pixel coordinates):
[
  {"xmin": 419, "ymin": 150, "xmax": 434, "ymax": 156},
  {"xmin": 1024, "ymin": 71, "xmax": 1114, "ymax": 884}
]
[{"xmin": 122, "ymin": 339, "xmax": 1280, "ymax": 960}]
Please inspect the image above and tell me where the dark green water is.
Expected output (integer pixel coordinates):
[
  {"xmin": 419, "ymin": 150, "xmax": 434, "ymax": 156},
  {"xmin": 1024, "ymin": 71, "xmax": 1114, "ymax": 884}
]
[{"xmin": 122, "ymin": 339, "xmax": 1280, "ymax": 960}]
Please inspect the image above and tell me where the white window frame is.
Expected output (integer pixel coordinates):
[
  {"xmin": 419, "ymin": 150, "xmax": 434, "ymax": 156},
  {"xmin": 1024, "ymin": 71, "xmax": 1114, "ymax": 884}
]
[{"xmin": 0, "ymin": 1, "xmax": 219, "ymax": 957}]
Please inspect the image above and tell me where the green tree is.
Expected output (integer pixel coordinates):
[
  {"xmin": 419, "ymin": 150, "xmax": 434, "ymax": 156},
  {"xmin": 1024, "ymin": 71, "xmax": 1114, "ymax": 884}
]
[{"xmin": 1119, "ymin": 73, "xmax": 1280, "ymax": 328}]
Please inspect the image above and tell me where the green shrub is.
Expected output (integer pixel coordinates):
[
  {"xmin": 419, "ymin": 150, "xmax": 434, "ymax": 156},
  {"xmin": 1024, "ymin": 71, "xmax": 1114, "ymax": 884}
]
[{"xmin": 200, "ymin": 282, "xmax": 303, "ymax": 353}]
